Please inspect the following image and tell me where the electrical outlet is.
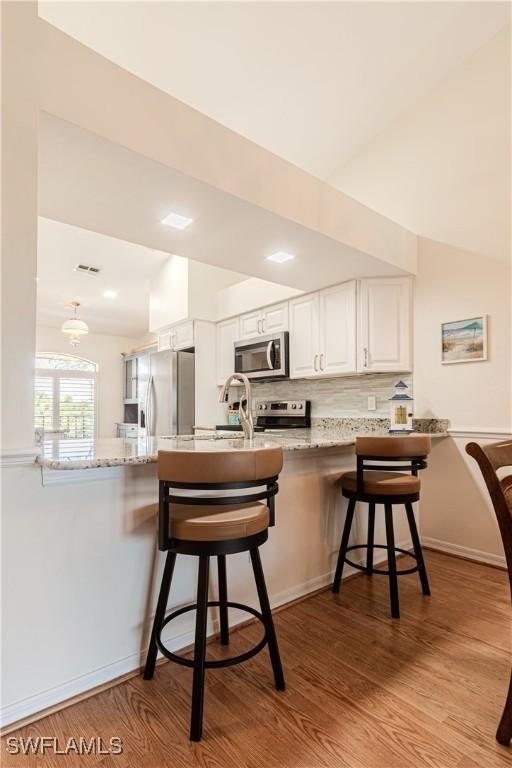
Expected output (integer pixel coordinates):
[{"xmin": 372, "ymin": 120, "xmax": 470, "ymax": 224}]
[{"xmin": 367, "ymin": 395, "xmax": 377, "ymax": 411}]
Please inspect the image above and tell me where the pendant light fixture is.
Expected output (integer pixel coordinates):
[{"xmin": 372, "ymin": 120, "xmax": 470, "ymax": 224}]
[{"xmin": 61, "ymin": 301, "xmax": 89, "ymax": 347}]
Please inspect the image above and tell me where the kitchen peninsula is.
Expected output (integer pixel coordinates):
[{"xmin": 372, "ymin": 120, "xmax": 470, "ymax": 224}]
[
  {"xmin": 37, "ymin": 419, "xmax": 448, "ymax": 470},
  {"xmin": 26, "ymin": 419, "xmax": 449, "ymax": 726}
]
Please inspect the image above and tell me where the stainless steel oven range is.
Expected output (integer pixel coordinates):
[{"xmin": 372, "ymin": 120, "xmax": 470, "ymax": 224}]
[{"xmin": 255, "ymin": 400, "xmax": 311, "ymax": 430}]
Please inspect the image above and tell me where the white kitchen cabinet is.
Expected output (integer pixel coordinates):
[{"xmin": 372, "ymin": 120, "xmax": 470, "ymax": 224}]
[
  {"xmin": 319, "ymin": 282, "xmax": 357, "ymax": 375},
  {"xmin": 157, "ymin": 330, "xmax": 172, "ymax": 352},
  {"xmin": 289, "ymin": 294, "xmax": 320, "ymax": 378},
  {"xmin": 172, "ymin": 320, "xmax": 195, "ymax": 350},
  {"xmin": 238, "ymin": 302, "xmax": 288, "ymax": 339},
  {"xmin": 239, "ymin": 310, "xmax": 261, "ymax": 339},
  {"xmin": 158, "ymin": 320, "xmax": 194, "ymax": 352},
  {"xmin": 358, "ymin": 276, "xmax": 412, "ymax": 372},
  {"xmin": 262, "ymin": 302, "xmax": 288, "ymax": 335},
  {"xmin": 290, "ymin": 282, "xmax": 357, "ymax": 378},
  {"xmin": 216, "ymin": 317, "xmax": 240, "ymax": 385}
]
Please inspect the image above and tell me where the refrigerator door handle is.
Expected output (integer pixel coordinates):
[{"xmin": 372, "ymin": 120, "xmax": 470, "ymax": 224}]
[{"xmin": 146, "ymin": 375, "xmax": 153, "ymax": 437}]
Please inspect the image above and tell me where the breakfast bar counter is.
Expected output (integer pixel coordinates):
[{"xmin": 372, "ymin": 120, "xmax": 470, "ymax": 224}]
[
  {"xmin": 36, "ymin": 421, "xmax": 448, "ymax": 471},
  {"xmin": 3, "ymin": 421, "xmax": 447, "ymax": 727},
  {"xmin": 36, "ymin": 433, "xmax": 357, "ymax": 470}
]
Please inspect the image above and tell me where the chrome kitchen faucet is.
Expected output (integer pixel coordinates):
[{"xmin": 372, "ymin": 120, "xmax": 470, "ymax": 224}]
[{"xmin": 218, "ymin": 373, "xmax": 254, "ymax": 440}]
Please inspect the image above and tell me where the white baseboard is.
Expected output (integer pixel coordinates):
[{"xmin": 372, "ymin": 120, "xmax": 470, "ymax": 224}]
[
  {"xmin": 422, "ymin": 536, "xmax": 506, "ymax": 569},
  {"xmin": 1, "ymin": 540, "xmax": 413, "ymax": 731}
]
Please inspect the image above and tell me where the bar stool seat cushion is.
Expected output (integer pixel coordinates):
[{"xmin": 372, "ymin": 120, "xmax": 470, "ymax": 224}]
[
  {"xmin": 340, "ymin": 470, "xmax": 420, "ymax": 496},
  {"xmin": 170, "ymin": 502, "xmax": 269, "ymax": 542}
]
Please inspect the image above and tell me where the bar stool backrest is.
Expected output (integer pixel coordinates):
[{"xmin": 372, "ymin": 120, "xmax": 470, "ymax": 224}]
[
  {"xmin": 157, "ymin": 446, "xmax": 284, "ymax": 550},
  {"xmin": 466, "ymin": 440, "xmax": 512, "ymax": 592},
  {"xmin": 355, "ymin": 435, "xmax": 432, "ymax": 496},
  {"xmin": 158, "ymin": 446, "xmax": 283, "ymax": 484},
  {"xmin": 356, "ymin": 435, "xmax": 432, "ymax": 460}
]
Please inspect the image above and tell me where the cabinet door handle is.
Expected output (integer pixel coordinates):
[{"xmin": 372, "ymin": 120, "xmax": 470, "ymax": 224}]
[
  {"xmin": 258, "ymin": 319, "xmax": 262, "ymax": 334},
  {"xmin": 261, "ymin": 317, "xmax": 265, "ymax": 333},
  {"xmin": 319, "ymin": 353, "xmax": 325, "ymax": 371},
  {"xmin": 363, "ymin": 347, "xmax": 368, "ymax": 368},
  {"xmin": 314, "ymin": 354, "xmax": 319, "ymax": 372}
]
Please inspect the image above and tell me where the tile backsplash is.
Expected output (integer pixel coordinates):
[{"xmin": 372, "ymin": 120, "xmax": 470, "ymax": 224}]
[{"xmin": 251, "ymin": 373, "xmax": 412, "ymax": 418}]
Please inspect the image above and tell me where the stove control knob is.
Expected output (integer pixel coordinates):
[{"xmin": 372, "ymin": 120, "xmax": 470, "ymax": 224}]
[
  {"xmin": 291, "ymin": 403, "xmax": 297, "ymax": 409},
  {"xmin": 298, "ymin": 403, "xmax": 303, "ymax": 409}
]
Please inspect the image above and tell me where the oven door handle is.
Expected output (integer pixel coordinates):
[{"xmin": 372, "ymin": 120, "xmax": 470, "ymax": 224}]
[{"xmin": 266, "ymin": 340, "xmax": 275, "ymax": 370}]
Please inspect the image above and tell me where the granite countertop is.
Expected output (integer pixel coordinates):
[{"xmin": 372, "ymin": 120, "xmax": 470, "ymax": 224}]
[
  {"xmin": 36, "ymin": 432, "xmax": 353, "ymax": 470},
  {"xmin": 36, "ymin": 423, "xmax": 448, "ymax": 471}
]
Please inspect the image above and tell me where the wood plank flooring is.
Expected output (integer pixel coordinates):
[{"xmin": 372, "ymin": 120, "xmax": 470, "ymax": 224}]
[{"xmin": 2, "ymin": 551, "xmax": 511, "ymax": 768}]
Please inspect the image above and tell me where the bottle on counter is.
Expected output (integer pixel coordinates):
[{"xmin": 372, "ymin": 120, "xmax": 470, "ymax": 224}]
[{"xmin": 228, "ymin": 402, "xmax": 241, "ymax": 425}]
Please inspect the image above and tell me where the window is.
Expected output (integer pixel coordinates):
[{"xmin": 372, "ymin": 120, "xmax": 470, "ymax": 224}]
[{"xmin": 34, "ymin": 354, "xmax": 98, "ymax": 438}]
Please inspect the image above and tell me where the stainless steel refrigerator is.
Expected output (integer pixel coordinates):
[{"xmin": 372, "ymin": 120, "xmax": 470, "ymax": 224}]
[{"xmin": 138, "ymin": 349, "xmax": 195, "ymax": 436}]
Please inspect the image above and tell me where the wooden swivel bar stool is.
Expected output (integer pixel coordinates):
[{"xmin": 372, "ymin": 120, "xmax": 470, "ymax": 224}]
[
  {"xmin": 332, "ymin": 435, "xmax": 432, "ymax": 618},
  {"xmin": 466, "ymin": 439, "xmax": 512, "ymax": 746},
  {"xmin": 143, "ymin": 445, "xmax": 285, "ymax": 742}
]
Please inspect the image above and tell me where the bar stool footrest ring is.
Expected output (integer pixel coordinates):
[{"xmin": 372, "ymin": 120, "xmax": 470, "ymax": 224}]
[
  {"xmin": 344, "ymin": 544, "xmax": 420, "ymax": 576},
  {"xmin": 156, "ymin": 600, "xmax": 267, "ymax": 668}
]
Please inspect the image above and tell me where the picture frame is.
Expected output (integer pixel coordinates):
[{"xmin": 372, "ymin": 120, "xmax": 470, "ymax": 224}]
[{"xmin": 441, "ymin": 315, "xmax": 488, "ymax": 364}]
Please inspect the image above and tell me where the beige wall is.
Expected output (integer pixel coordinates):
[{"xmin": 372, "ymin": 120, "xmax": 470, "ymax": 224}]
[
  {"xmin": 36, "ymin": 326, "xmax": 138, "ymax": 438},
  {"xmin": 414, "ymin": 238, "xmax": 510, "ymax": 563},
  {"xmin": 422, "ymin": 436, "xmax": 507, "ymax": 566},
  {"xmin": 414, "ymin": 238, "xmax": 511, "ymax": 431}
]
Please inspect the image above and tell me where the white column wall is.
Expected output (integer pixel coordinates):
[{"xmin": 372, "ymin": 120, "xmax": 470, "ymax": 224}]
[{"xmin": 1, "ymin": 1, "xmax": 38, "ymax": 452}]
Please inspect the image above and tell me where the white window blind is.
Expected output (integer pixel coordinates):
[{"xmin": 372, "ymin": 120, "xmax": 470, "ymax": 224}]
[
  {"xmin": 34, "ymin": 376, "xmax": 54, "ymax": 431},
  {"xmin": 34, "ymin": 355, "xmax": 98, "ymax": 438}
]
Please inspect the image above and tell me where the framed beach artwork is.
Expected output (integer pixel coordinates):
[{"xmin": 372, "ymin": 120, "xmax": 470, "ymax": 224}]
[{"xmin": 441, "ymin": 316, "xmax": 488, "ymax": 364}]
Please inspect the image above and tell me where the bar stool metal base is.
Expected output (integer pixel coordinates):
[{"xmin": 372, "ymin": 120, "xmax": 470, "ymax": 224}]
[
  {"xmin": 144, "ymin": 539, "xmax": 285, "ymax": 742},
  {"xmin": 156, "ymin": 600, "xmax": 268, "ymax": 669},
  {"xmin": 344, "ymin": 544, "xmax": 422, "ymax": 576},
  {"xmin": 332, "ymin": 497, "xmax": 431, "ymax": 619}
]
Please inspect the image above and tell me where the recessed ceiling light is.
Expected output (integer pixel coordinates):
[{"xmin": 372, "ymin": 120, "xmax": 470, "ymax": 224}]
[
  {"xmin": 103, "ymin": 289, "xmax": 118, "ymax": 299},
  {"xmin": 267, "ymin": 251, "xmax": 295, "ymax": 263},
  {"xmin": 161, "ymin": 211, "xmax": 194, "ymax": 230}
]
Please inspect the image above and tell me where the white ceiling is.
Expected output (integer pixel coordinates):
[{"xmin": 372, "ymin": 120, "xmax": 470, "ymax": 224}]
[
  {"xmin": 330, "ymin": 24, "xmax": 511, "ymax": 261},
  {"xmin": 39, "ymin": 113, "xmax": 405, "ymax": 297},
  {"xmin": 39, "ymin": 1, "xmax": 510, "ymax": 179},
  {"xmin": 37, "ymin": 217, "xmax": 169, "ymax": 337}
]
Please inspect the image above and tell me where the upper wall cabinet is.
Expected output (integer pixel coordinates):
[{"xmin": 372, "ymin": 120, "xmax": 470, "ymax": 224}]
[
  {"xmin": 173, "ymin": 320, "xmax": 195, "ymax": 350},
  {"xmin": 289, "ymin": 293, "xmax": 320, "ymax": 377},
  {"xmin": 319, "ymin": 282, "xmax": 357, "ymax": 376},
  {"xmin": 358, "ymin": 276, "xmax": 412, "ymax": 372},
  {"xmin": 216, "ymin": 317, "xmax": 240, "ymax": 385},
  {"xmin": 239, "ymin": 302, "xmax": 288, "ymax": 339},
  {"xmin": 289, "ymin": 282, "xmax": 357, "ymax": 378},
  {"xmin": 157, "ymin": 320, "xmax": 195, "ymax": 352},
  {"xmin": 217, "ymin": 275, "xmax": 412, "ymax": 383}
]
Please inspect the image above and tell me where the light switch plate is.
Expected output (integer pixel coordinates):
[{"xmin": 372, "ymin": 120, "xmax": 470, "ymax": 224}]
[{"xmin": 367, "ymin": 395, "xmax": 377, "ymax": 411}]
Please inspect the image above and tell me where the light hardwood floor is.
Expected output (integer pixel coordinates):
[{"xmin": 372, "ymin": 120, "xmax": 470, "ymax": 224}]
[{"xmin": 2, "ymin": 550, "xmax": 511, "ymax": 767}]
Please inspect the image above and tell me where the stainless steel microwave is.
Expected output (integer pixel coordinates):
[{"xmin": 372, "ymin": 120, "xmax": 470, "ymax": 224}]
[{"xmin": 234, "ymin": 332, "xmax": 289, "ymax": 380}]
